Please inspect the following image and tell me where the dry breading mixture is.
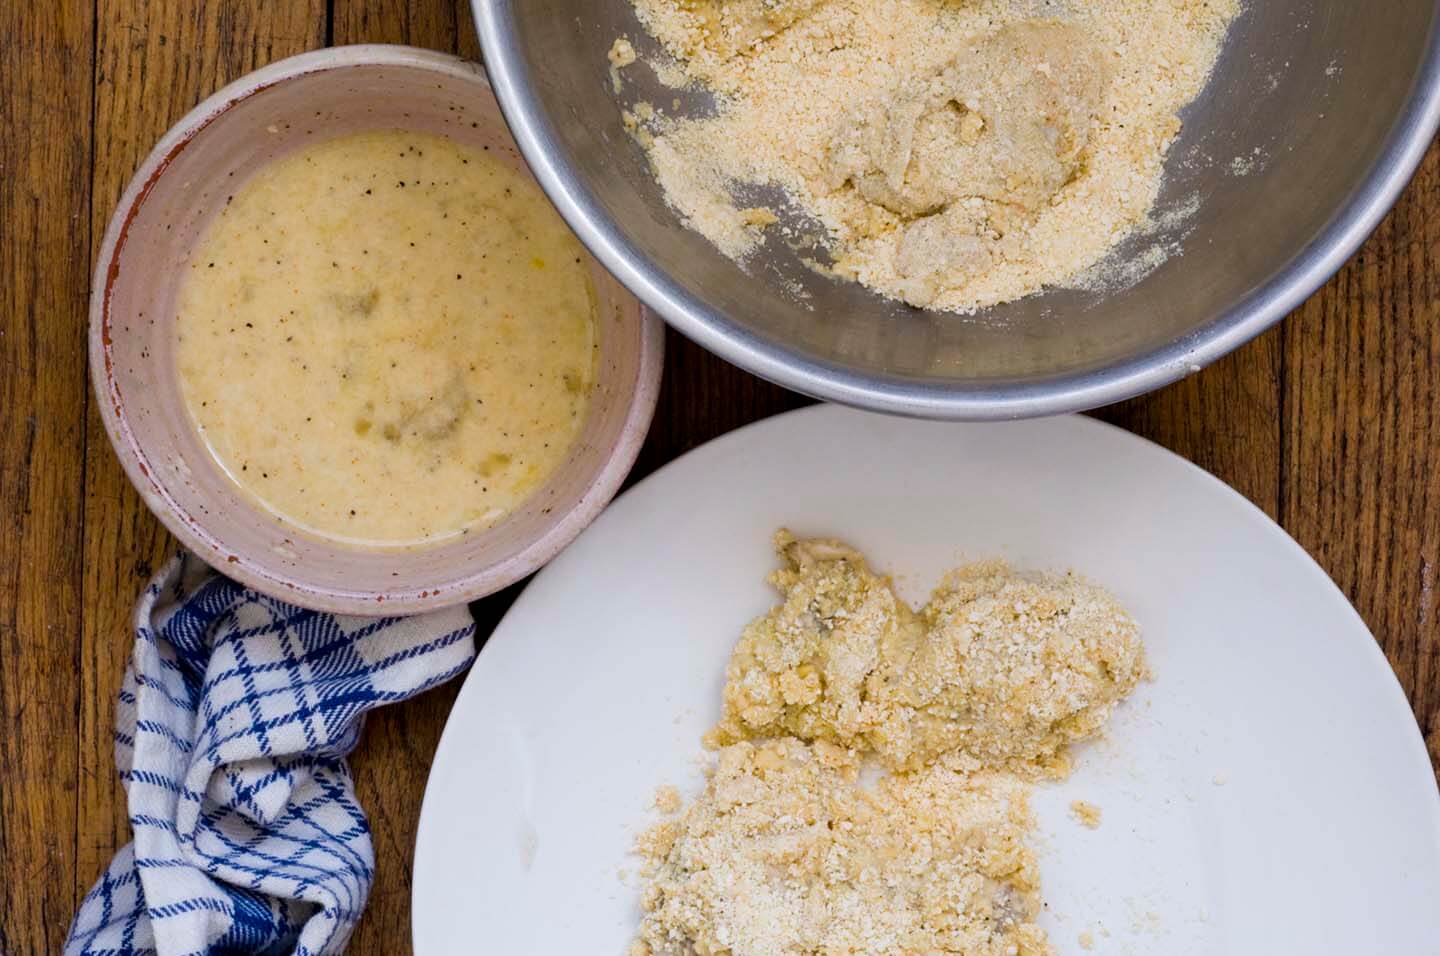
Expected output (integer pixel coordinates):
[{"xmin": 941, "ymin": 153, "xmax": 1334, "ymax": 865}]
[
  {"xmin": 634, "ymin": 739, "xmax": 1049, "ymax": 956},
  {"xmin": 633, "ymin": 532, "xmax": 1146, "ymax": 956},
  {"xmin": 619, "ymin": 0, "xmax": 1239, "ymax": 311}
]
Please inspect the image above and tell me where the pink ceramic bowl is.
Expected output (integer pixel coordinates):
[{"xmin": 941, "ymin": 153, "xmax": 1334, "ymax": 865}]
[{"xmin": 91, "ymin": 46, "xmax": 664, "ymax": 615}]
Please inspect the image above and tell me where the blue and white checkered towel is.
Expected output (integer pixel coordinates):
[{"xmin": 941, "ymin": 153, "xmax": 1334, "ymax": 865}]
[{"xmin": 65, "ymin": 553, "xmax": 476, "ymax": 956}]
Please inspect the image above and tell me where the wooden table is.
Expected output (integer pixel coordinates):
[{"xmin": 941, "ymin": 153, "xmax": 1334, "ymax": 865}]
[{"xmin": 2, "ymin": 2, "xmax": 1437, "ymax": 951}]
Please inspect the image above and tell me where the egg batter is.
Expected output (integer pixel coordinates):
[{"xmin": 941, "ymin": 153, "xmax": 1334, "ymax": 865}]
[{"xmin": 176, "ymin": 130, "xmax": 597, "ymax": 547}]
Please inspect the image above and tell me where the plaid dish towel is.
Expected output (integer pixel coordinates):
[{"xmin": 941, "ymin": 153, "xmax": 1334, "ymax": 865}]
[{"xmin": 65, "ymin": 554, "xmax": 476, "ymax": 956}]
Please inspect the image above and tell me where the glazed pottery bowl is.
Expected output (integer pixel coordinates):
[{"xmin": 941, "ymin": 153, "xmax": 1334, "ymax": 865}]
[{"xmin": 92, "ymin": 45, "xmax": 663, "ymax": 615}]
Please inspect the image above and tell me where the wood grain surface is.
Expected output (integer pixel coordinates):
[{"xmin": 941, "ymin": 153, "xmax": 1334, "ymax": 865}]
[{"xmin": 0, "ymin": 1, "xmax": 1436, "ymax": 952}]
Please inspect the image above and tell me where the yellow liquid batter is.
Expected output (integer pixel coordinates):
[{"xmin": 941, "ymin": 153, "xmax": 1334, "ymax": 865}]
[{"xmin": 176, "ymin": 130, "xmax": 597, "ymax": 548}]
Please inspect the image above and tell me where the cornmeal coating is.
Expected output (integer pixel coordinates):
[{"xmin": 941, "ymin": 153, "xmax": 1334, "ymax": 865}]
[
  {"xmin": 707, "ymin": 531, "xmax": 1146, "ymax": 774},
  {"xmin": 624, "ymin": 0, "xmax": 1240, "ymax": 311},
  {"xmin": 826, "ymin": 20, "xmax": 1109, "ymax": 304},
  {"xmin": 632, "ymin": 737, "xmax": 1051, "ymax": 956}
]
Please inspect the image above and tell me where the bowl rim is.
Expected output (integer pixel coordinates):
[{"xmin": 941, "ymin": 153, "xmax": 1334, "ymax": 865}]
[
  {"xmin": 473, "ymin": 2, "xmax": 1440, "ymax": 420},
  {"xmin": 90, "ymin": 44, "xmax": 665, "ymax": 616}
]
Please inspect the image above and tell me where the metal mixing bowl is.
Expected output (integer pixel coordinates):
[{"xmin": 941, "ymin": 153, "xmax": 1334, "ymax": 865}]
[{"xmin": 475, "ymin": 2, "xmax": 1440, "ymax": 419}]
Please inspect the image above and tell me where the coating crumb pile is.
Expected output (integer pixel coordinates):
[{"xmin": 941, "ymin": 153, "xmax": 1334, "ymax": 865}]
[
  {"xmin": 707, "ymin": 534, "xmax": 1147, "ymax": 775},
  {"xmin": 617, "ymin": 0, "xmax": 1239, "ymax": 311},
  {"xmin": 636, "ymin": 740, "xmax": 1048, "ymax": 955},
  {"xmin": 632, "ymin": 531, "xmax": 1147, "ymax": 956}
]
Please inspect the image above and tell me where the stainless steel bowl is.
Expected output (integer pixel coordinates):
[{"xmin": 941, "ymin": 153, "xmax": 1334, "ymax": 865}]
[{"xmin": 475, "ymin": 2, "xmax": 1440, "ymax": 419}]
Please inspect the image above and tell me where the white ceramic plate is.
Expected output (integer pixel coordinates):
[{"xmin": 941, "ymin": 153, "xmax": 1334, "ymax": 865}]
[{"xmin": 412, "ymin": 405, "xmax": 1440, "ymax": 955}]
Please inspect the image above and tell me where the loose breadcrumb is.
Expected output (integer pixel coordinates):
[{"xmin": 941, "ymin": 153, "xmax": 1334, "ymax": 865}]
[
  {"xmin": 608, "ymin": 37, "xmax": 638, "ymax": 93},
  {"xmin": 652, "ymin": 785, "xmax": 683, "ymax": 814},
  {"xmin": 1070, "ymin": 799, "xmax": 1104, "ymax": 829},
  {"xmin": 609, "ymin": 36, "xmax": 638, "ymax": 67}
]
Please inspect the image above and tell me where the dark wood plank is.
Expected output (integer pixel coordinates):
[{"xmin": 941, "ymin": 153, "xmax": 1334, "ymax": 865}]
[
  {"xmin": 632, "ymin": 329, "xmax": 814, "ymax": 481},
  {"xmin": 1093, "ymin": 330, "xmax": 1284, "ymax": 520},
  {"xmin": 332, "ymin": 0, "xmax": 480, "ymax": 61},
  {"xmin": 1283, "ymin": 138, "xmax": 1440, "ymax": 761},
  {"xmin": 77, "ymin": 0, "xmax": 326, "ymax": 907},
  {"xmin": 0, "ymin": 4, "xmax": 93, "ymax": 951}
]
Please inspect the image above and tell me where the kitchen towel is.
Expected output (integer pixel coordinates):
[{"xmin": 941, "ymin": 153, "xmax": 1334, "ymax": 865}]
[{"xmin": 65, "ymin": 553, "xmax": 476, "ymax": 956}]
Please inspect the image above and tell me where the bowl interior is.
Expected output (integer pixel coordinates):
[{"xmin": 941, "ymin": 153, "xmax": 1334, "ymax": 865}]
[
  {"xmin": 97, "ymin": 52, "xmax": 655, "ymax": 613},
  {"xmin": 488, "ymin": 0, "xmax": 1438, "ymax": 406}
]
